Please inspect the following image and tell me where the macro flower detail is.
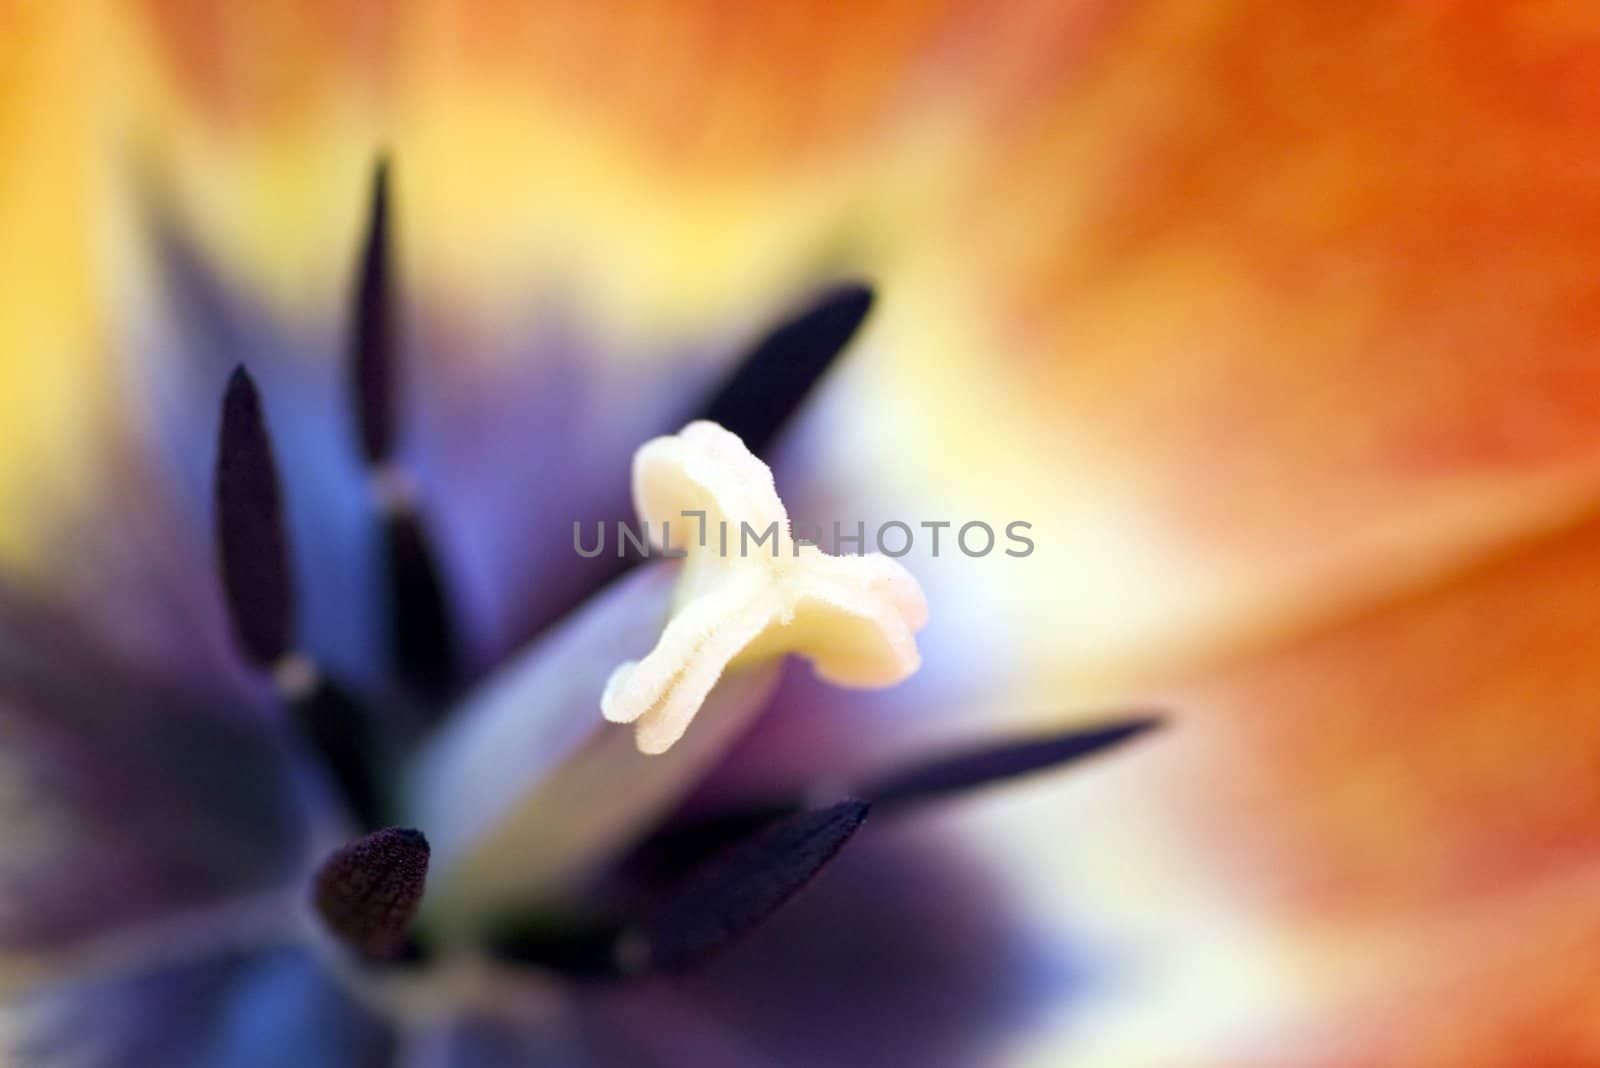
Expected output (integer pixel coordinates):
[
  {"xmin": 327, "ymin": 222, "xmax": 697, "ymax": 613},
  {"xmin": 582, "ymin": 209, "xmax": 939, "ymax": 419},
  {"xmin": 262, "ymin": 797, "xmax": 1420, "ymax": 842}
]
[
  {"xmin": 6, "ymin": 4, "xmax": 1600, "ymax": 1064},
  {"xmin": 602, "ymin": 420, "xmax": 928, "ymax": 754},
  {"xmin": 0, "ymin": 144, "xmax": 1161, "ymax": 1068},
  {"xmin": 312, "ymin": 827, "xmax": 431, "ymax": 963}
]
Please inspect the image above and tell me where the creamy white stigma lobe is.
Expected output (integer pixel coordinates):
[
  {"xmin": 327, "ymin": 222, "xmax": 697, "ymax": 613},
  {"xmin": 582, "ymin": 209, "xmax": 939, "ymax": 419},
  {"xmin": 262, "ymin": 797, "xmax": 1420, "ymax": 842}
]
[{"xmin": 601, "ymin": 421, "xmax": 928, "ymax": 754}]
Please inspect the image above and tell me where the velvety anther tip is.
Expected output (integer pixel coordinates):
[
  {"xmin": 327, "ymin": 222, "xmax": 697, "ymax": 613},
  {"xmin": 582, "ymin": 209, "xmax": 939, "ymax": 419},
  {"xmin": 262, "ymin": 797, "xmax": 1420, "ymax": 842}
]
[
  {"xmin": 214, "ymin": 365, "xmax": 294, "ymax": 667},
  {"xmin": 313, "ymin": 826, "xmax": 431, "ymax": 962},
  {"xmin": 632, "ymin": 800, "xmax": 870, "ymax": 974},
  {"xmin": 697, "ymin": 281, "xmax": 875, "ymax": 458},
  {"xmin": 865, "ymin": 713, "xmax": 1168, "ymax": 808}
]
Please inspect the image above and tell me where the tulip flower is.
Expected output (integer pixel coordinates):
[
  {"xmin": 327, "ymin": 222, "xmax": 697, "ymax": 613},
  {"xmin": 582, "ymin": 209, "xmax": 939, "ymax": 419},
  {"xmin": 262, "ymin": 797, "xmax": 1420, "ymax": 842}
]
[{"xmin": 4, "ymin": 4, "xmax": 1598, "ymax": 1066}]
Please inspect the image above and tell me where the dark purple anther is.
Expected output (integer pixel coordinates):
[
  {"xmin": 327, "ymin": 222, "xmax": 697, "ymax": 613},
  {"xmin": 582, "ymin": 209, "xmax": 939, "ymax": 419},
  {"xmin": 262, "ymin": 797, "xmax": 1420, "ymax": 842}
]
[
  {"xmin": 352, "ymin": 157, "xmax": 398, "ymax": 465},
  {"xmin": 214, "ymin": 365, "xmax": 294, "ymax": 667},
  {"xmin": 697, "ymin": 281, "xmax": 875, "ymax": 459},
  {"xmin": 634, "ymin": 800, "xmax": 869, "ymax": 974},
  {"xmin": 865, "ymin": 714, "xmax": 1166, "ymax": 809},
  {"xmin": 313, "ymin": 827, "xmax": 431, "ymax": 961}
]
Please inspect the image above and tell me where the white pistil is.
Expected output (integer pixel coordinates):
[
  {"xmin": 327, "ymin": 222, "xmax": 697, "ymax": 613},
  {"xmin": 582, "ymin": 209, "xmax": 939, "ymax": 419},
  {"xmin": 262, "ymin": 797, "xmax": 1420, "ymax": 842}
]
[{"xmin": 601, "ymin": 421, "xmax": 928, "ymax": 754}]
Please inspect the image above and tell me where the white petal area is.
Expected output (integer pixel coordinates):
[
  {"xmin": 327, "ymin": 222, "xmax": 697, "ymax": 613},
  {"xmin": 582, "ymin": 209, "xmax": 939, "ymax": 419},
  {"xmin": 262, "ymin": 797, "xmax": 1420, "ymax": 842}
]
[
  {"xmin": 402, "ymin": 561, "xmax": 781, "ymax": 934},
  {"xmin": 603, "ymin": 421, "xmax": 930, "ymax": 753},
  {"xmin": 942, "ymin": 738, "xmax": 1305, "ymax": 1068}
]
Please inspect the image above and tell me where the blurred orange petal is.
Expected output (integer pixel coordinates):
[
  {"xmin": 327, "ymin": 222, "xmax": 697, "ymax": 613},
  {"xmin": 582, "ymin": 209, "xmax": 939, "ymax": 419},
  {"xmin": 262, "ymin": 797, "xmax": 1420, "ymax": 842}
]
[
  {"xmin": 890, "ymin": 4, "xmax": 1600, "ymax": 671},
  {"xmin": 1148, "ymin": 504, "xmax": 1600, "ymax": 1058}
]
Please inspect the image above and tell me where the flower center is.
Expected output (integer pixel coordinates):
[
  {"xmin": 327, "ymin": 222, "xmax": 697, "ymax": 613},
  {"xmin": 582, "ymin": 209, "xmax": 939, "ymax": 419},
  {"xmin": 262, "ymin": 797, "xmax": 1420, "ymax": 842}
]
[{"xmin": 197, "ymin": 155, "xmax": 954, "ymax": 1003}]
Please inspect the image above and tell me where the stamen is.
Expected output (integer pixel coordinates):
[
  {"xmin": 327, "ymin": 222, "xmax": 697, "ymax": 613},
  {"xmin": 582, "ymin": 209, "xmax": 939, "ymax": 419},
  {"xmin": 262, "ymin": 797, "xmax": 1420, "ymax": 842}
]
[
  {"xmin": 345, "ymin": 155, "xmax": 459, "ymax": 700},
  {"xmin": 602, "ymin": 421, "xmax": 926, "ymax": 753},
  {"xmin": 214, "ymin": 366, "xmax": 293, "ymax": 667},
  {"xmin": 621, "ymin": 800, "xmax": 869, "ymax": 975},
  {"xmin": 367, "ymin": 462, "xmax": 418, "ymax": 515},
  {"xmin": 385, "ymin": 510, "xmax": 458, "ymax": 701},
  {"xmin": 621, "ymin": 714, "xmax": 1166, "ymax": 884},
  {"xmin": 697, "ymin": 282, "xmax": 875, "ymax": 459},
  {"xmin": 863, "ymin": 714, "xmax": 1167, "ymax": 809},
  {"xmin": 293, "ymin": 675, "xmax": 391, "ymax": 831},
  {"xmin": 214, "ymin": 368, "xmax": 391, "ymax": 829},
  {"xmin": 487, "ymin": 804, "xmax": 870, "ymax": 979},
  {"xmin": 352, "ymin": 156, "xmax": 397, "ymax": 465},
  {"xmin": 313, "ymin": 827, "xmax": 430, "ymax": 962},
  {"xmin": 270, "ymin": 652, "xmax": 320, "ymax": 701}
]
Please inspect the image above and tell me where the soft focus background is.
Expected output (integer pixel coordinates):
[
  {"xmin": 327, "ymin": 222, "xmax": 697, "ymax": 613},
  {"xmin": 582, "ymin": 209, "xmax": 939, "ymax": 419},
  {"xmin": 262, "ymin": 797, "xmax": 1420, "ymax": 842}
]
[{"xmin": 6, "ymin": 2, "xmax": 1600, "ymax": 1064}]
